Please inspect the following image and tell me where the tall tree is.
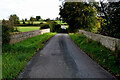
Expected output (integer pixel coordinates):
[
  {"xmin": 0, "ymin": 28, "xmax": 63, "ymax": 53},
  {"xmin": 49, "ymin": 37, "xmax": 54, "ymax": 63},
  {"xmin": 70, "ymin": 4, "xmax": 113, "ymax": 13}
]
[
  {"xmin": 8, "ymin": 14, "xmax": 19, "ymax": 32},
  {"xmin": 36, "ymin": 16, "xmax": 41, "ymax": 21},
  {"xmin": 30, "ymin": 17, "xmax": 36, "ymax": 24},
  {"xmin": 2, "ymin": 19, "xmax": 7, "ymax": 25},
  {"xmin": 22, "ymin": 19, "xmax": 25, "ymax": 24},
  {"xmin": 2, "ymin": 20, "xmax": 11, "ymax": 45},
  {"xmin": 59, "ymin": 2, "xmax": 97, "ymax": 32},
  {"xmin": 25, "ymin": 18, "xmax": 27, "ymax": 21},
  {"xmin": 9, "ymin": 14, "xmax": 19, "ymax": 27},
  {"xmin": 55, "ymin": 17, "xmax": 59, "ymax": 20},
  {"xmin": 95, "ymin": 0, "xmax": 120, "ymax": 38}
]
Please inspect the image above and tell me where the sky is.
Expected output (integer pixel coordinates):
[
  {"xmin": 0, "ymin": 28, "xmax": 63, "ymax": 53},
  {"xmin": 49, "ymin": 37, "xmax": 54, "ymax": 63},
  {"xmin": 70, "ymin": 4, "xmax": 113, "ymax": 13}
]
[
  {"xmin": 0, "ymin": 0, "xmax": 62, "ymax": 20},
  {"xmin": 0, "ymin": 0, "xmax": 109, "ymax": 20}
]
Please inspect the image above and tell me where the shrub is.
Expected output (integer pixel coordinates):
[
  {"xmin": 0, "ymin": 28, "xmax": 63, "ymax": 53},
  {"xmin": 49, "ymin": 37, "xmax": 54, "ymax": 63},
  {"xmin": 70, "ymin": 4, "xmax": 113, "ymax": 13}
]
[
  {"xmin": 2, "ymin": 24, "xmax": 11, "ymax": 45},
  {"xmin": 40, "ymin": 22, "xmax": 43, "ymax": 25},
  {"xmin": 13, "ymin": 27, "xmax": 20, "ymax": 32},
  {"xmin": 55, "ymin": 24, "xmax": 61, "ymax": 33},
  {"xmin": 53, "ymin": 21, "xmax": 57, "ymax": 24},
  {"xmin": 25, "ymin": 18, "xmax": 27, "ymax": 21},
  {"xmin": 40, "ymin": 23, "xmax": 50, "ymax": 29},
  {"xmin": 49, "ymin": 22, "xmax": 61, "ymax": 32},
  {"xmin": 22, "ymin": 19, "xmax": 25, "ymax": 24},
  {"xmin": 16, "ymin": 21, "xmax": 20, "ymax": 24}
]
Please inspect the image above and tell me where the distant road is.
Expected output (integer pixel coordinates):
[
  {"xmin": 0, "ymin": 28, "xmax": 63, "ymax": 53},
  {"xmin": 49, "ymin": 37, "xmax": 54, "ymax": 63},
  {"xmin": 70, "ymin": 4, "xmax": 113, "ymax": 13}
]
[{"xmin": 19, "ymin": 33, "xmax": 115, "ymax": 78}]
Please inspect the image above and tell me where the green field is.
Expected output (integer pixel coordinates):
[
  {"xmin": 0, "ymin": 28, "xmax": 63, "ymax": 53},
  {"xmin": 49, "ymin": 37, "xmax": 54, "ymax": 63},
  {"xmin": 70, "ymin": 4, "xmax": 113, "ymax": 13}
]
[
  {"xmin": 55, "ymin": 20, "xmax": 67, "ymax": 25},
  {"xmin": 16, "ymin": 20, "xmax": 69, "ymax": 32},
  {"xmin": 55, "ymin": 20, "xmax": 69, "ymax": 29},
  {"xmin": 61, "ymin": 25, "xmax": 69, "ymax": 29},
  {"xmin": 17, "ymin": 26, "xmax": 40, "ymax": 32},
  {"xmin": 19, "ymin": 21, "xmax": 46, "ymax": 24}
]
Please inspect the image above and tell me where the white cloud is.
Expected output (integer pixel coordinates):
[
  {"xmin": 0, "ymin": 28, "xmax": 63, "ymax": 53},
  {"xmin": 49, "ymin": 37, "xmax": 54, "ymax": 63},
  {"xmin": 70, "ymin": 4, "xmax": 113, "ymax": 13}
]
[{"xmin": 0, "ymin": 0, "xmax": 62, "ymax": 20}]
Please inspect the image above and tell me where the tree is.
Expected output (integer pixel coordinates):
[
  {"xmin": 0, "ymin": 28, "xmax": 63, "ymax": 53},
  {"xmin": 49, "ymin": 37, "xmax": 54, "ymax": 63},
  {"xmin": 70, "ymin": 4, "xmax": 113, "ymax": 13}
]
[
  {"xmin": 59, "ymin": 2, "xmax": 97, "ymax": 32},
  {"xmin": 8, "ymin": 14, "xmax": 19, "ymax": 32},
  {"xmin": 30, "ymin": 17, "xmax": 36, "ymax": 24},
  {"xmin": 45, "ymin": 18, "xmax": 50, "ymax": 21},
  {"xmin": 55, "ymin": 17, "xmax": 59, "ymax": 20},
  {"xmin": 36, "ymin": 16, "xmax": 41, "ymax": 21},
  {"xmin": 2, "ymin": 19, "xmax": 7, "ymax": 25},
  {"xmin": 2, "ymin": 20, "xmax": 11, "ymax": 45},
  {"xmin": 25, "ymin": 18, "xmax": 27, "ymax": 21},
  {"xmin": 22, "ymin": 19, "xmax": 25, "ymax": 24},
  {"xmin": 95, "ymin": 0, "xmax": 120, "ymax": 38},
  {"xmin": 9, "ymin": 14, "xmax": 19, "ymax": 27}
]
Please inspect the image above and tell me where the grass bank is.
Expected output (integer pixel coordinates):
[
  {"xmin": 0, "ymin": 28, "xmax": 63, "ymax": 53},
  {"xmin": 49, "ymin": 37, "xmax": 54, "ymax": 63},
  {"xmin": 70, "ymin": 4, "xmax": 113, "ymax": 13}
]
[
  {"xmin": 2, "ymin": 33, "xmax": 56, "ymax": 79},
  {"xmin": 69, "ymin": 33, "xmax": 120, "ymax": 78}
]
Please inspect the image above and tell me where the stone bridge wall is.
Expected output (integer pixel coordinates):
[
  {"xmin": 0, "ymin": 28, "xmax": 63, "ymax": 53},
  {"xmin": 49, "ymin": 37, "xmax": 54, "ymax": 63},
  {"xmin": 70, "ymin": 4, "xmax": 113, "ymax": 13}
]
[
  {"xmin": 79, "ymin": 30, "xmax": 120, "ymax": 51},
  {"xmin": 10, "ymin": 29, "xmax": 50, "ymax": 44}
]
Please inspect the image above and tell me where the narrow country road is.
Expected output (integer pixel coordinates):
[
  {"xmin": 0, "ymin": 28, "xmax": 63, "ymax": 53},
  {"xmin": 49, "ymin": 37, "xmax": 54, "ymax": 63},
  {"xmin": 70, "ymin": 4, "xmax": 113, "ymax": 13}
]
[{"xmin": 19, "ymin": 33, "xmax": 115, "ymax": 78}]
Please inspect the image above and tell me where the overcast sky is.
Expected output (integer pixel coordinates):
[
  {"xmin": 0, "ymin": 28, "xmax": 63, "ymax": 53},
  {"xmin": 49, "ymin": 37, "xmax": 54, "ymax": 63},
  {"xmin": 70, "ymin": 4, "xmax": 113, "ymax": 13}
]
[
  {"xmin": 0, "ymin": 0, "xmax": 62, "ymax": 20},
  {"xmin": 0, "ymin": 0, "xmax": 108, "ymax": 20}
]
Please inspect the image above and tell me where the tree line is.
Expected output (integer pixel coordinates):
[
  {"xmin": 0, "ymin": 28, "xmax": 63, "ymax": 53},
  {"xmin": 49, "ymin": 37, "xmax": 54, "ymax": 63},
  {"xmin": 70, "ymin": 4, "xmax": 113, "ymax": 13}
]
[
  {"xmin": 2, "ymin": 15, "xmax": 42, "ymax": 45},
  {"xmin": 2, "ymin": 14, "xmax": 42, "ymax": 26},
  {"xmin": 59, "ymin": 0, "xmax": 120, "ymax": 38}
]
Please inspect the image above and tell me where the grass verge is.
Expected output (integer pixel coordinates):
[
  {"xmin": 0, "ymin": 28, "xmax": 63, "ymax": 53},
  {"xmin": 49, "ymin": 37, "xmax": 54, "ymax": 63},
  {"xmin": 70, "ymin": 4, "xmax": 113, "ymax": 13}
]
[
  {"xmin": 2, "ymin": 33, "xmax": 56, "ymax": 79},
  {"xmin": 69, "ymin": 33, "xmax": 120, "ymax": 78}
]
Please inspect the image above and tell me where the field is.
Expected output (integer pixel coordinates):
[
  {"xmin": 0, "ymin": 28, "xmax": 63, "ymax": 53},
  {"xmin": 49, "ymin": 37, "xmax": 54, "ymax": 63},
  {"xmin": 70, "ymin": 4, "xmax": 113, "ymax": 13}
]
[
  {"xmin": 55, "ymin": 20, "xmax": 69, "ymax": 29},
  {"xmin": 19, "ymin": 21, "xmax": 46, "ymax": 24},
  {"xmin": 19, "ymin": 20, "xmax": 67, "ymax": 25},
  {"xmin": 15, "ymin": 20, "xmax": 69, "ymax": 32},
  {"xmin": 55, "ymin": 20, "xmax": 67, "ymax": 25},
  {"xmin": 2, "ymin": 33, "xmax": 56, "ymax": 79},
  {"xmin": 17, "ymin": 21, "xmax": 47, "ymax": 32},
  {"xmin": 17, "ymin": 26, "xmax": 40, "ymax": 32},
  {"xmin": 61, "ymin": 25, "xmax": 69, "ymax": 29}
]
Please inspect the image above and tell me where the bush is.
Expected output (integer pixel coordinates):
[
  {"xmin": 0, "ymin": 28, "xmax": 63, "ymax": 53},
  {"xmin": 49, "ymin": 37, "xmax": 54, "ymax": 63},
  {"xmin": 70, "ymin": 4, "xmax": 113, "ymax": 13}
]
[
  {"xmin": 2, "ymin": 24, "xmax": 11, "ymax": 45},
  {"xmin": 22, "ymin": 19, "xmax": 25, "ymax": 24},
  {"xmin": 40, "ymin": 22, "xmax": 43, "ymax": 25},
  {"xmin": 13, "ymin": 27, "xmax": 20, "ymax": 32},
  {"xmin": 40, "ymin": 23, "xmax": 50, "ymax": 29},
  {"xmin": 49, "ymin": 22, "xmax": 61, "ymax": 32},
  {"xmin": 55, "ymin": 24, "xmax": 61, "ymax": 33}
]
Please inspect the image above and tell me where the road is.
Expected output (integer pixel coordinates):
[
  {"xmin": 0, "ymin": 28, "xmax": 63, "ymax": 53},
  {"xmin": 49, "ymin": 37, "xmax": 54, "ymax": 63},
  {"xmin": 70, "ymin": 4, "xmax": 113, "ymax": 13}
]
[{"xmin": 19, "ymin": 33, "xmax": 115, "ymax": 78}]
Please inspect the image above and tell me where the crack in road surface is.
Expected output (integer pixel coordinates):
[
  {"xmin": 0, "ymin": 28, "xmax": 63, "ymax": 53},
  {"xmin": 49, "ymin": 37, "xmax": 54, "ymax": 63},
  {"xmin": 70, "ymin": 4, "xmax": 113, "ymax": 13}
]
[{"xmin": 19, "ymin": 33, "xmax": 115, "ymax": 78}]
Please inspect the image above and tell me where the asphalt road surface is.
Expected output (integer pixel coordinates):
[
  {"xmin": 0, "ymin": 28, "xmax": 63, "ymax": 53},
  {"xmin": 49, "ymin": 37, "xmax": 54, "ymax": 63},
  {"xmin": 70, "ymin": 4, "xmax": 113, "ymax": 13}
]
[{"xmin": 19, "ymin": 33, "xmax": 115, "ymax": 78}]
